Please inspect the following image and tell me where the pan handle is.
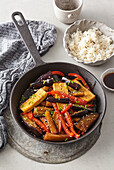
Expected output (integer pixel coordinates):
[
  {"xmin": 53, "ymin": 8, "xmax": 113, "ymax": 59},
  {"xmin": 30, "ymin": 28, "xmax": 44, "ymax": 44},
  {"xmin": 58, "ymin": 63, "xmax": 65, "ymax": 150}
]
[{"xmin": 12, "ymin": 11, "xmax": 45, "ymax": 67}]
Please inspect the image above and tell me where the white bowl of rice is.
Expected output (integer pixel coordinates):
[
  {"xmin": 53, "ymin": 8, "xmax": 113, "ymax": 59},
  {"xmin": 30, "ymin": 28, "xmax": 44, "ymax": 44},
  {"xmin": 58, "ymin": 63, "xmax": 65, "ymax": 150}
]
[{"xmin": 63, "ymin": 19, "xmax": 114, "ymax": 65}]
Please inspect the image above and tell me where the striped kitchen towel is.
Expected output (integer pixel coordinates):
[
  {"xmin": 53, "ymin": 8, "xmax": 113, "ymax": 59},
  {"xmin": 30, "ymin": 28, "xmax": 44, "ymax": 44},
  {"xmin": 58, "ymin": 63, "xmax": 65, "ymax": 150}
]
[{"xmin": 0, "ymin": 20, "xmax": 57, "ymax": 151}]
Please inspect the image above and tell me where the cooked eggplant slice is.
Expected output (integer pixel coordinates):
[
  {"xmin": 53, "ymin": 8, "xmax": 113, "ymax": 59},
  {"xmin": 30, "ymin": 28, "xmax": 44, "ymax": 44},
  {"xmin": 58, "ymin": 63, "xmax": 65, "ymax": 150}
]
[
  {"xmin": 33, "ymin": 106, "xmax": 54, "ymax": 117},
  {"xmin": 21, "ymin": 114, "xmax": 43, "ymax": 135},
  {"xmin": 71, "ymin": 110, "xmax": 89, "ymax": 118},
  {"xmin": 62, "ymin": 77, "xmax": 80, "ymax": 90},
  {"xmin": 34, "ymin": 71, "xmax": 52, "ymax": 83},
  {"xmin": 71, "ymin": 104, "xmax": 94, "ymax": 112},
  {"xmin": 53, "ymin": 75, "xmax": 61, "ymax": 82},
  {"xmin": 75, "ymin": 113, "xmax": 99, "ymax": 132},
  {"xmin": 46, "ymin": 101, "xmax": 53, "ymax": 107},
  {"xmin": 30, "ymin": 78, "xmax": 53, "ymax": 89},
  {"xmin": 46, "ymin": 97, "xmax": 70, "ymax": 103}
]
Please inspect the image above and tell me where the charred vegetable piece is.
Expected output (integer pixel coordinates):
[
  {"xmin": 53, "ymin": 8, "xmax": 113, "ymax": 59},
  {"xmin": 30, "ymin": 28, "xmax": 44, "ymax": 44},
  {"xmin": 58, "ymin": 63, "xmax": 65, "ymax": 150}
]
[
  {"xmin": 75, "ymin": 113, "xmax": 99, "ymax": 132},
  {"xmin": 40, "ymin": 101, "xmax": 46, "ymax": 106},
  {"xmin": 35, "ymin": 71, "xmax": 52, "ymax": 83},
  {"xmin": 46, "ymin": 101, "xmax": 53, "ymax": 107},
  {"xmin": 72, "ymin": 104, "xmax": 85, "ymax": 111},
  {"xmin": 44, "ymin": 132, "xmax": 73, "ymax": 141},
  {"xmin": 46, "ymin": 97, "xmax": 70, "ymax": 103},
  {"xmin": 71, "ymin": 110, "xmax": 89, "ymax": 118},
  {"xmin": 52, "ymin": 111, "xmax": 62, "ymax": 133},
  {"xmin": 52, "ymin": 71, "xmax": 65, "ymax": 77},
  {"xmin": 45, "ymin": 111, "xmax": 58, "ymax": 134},
  {"xmin": 53, "ymin": 75, "xmax": 60, "ymax": 82},
  {"xmin": 33, "ymin": 106, "xmax": 54, "ymax": 117},
  {"xmin": 72, "ymin": 104, "xmax": 94, "ymax": 112},
  {"xmin": 21, "ymin": 114, "xmax": 43, "ymax": 135},
  {"xmin": 68, "ymin": 73, "xmax": 91, "ymax": 91},
  {"xmin": 30, "ymin": 78, "xmax": 53, "ymax": 89},
  {"xmin": 62, "ymin": 77, "xmax": 80, "ymax": 90},
  {"xmin": 20, "ymin": 88, "xmax": 47, "ymax": 113}
]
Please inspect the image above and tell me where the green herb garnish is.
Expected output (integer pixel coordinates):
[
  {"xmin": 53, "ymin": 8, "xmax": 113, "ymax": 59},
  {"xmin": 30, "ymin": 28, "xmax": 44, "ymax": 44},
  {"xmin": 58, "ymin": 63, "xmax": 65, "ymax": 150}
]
[
  {"xmin": 43, "ymin": 80, "xmax": 46, "ymax": 85},
  {"xmin": 43, "ymin": 114, "xmax": 45, "ymax": 116},
  {"xmin": 32, "ymin": 94, "xmax": 36, "ymax": 98},
  {"xmin": 65, "ymin": 138, "xmax": 68, "ymax": 141},
  {"xmin": 76, "ymin": 101, "xmax": 80, "ymax": 103},
  {"xmin": 68, "ymin": 80, "xmax": 71, "ymax": 85},
  {"xmin": 22, "ymin": 96, "xmax": 26, "ymax": 101},
  {"xmin": 59, "ymin": 107, "xmax": 62, "ymax": 111},
  {"xmin": 84, "ymin": 105, "xmax": 87, "ymax": 109},
  {"xmin": 23, "ymin": 117, "xmax": 27, "ymax": 120},
  {"xmin": 51, "ymin": 111, "xmax": 54, "ymax": 115}
]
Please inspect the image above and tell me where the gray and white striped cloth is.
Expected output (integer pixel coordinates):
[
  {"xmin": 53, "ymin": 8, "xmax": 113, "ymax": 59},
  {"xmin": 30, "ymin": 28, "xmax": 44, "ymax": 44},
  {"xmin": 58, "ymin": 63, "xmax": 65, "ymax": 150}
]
[{"xmin": 0, "ymin": 20, "xmax": 57, "ymax": 151}]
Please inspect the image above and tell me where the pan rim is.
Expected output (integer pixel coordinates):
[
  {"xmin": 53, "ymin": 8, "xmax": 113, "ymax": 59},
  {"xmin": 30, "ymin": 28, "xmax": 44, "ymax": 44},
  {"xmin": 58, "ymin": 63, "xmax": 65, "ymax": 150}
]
[{"xmin": 10, "ymin": 62, "xmax": 106, "ymax": 145}]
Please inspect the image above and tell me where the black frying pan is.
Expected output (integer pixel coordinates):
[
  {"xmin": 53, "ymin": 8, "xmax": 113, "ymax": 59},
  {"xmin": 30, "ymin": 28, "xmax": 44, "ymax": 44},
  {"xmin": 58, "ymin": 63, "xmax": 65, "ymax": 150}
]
[{"xmin": 10, "ymin": 12, "xmax": 106, "ymax": 146}]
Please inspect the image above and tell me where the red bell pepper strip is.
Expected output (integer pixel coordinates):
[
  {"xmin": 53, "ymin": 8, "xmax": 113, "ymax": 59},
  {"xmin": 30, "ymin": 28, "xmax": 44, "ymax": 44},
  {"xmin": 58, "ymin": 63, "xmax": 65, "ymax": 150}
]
[
  {"xmin": 33, "ymin": 117, "xmax": 50, "ymax": 132},
  {"xmin": 68, "ymin": 73, "xmax": 91, "ymax": 91},
  {"xmin": 52, "ymin": 103, "xmax": 74, "ymax": 137},
  {"xmin": 50, "ymin": 90, "xmax": 87, "ymax": 106},
  {"xmin": 86, "ymin": 104, "xmax": 94, "ymax": 107},
  {"xmin": 27, "ymin": 111, "xmax": 33, "ymax": 120},
  {"xmin": 61, "ymin": 103, "xmax": 73, "ymax": 114},
  {"xmin": 51, "ymin": 71, "xmax": 65, "ymax": 77},
  {"xmin": 63, "ymin": 105, "xmax": 80, "ymax": 139}
]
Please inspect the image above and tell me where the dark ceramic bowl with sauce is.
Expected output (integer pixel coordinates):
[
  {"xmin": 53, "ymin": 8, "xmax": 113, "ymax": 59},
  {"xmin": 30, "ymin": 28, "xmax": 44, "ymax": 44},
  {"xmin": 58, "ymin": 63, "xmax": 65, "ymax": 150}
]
[{"xmin": 100, "ymin": 68, "xmax": 114, "ymax": 92}]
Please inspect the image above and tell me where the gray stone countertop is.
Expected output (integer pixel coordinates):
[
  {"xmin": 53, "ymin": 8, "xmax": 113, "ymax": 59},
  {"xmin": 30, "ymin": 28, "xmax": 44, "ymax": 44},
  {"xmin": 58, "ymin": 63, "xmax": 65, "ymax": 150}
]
[{"xmin": 0, "ymin": 0, "xmax": 114, "ymax": 169}]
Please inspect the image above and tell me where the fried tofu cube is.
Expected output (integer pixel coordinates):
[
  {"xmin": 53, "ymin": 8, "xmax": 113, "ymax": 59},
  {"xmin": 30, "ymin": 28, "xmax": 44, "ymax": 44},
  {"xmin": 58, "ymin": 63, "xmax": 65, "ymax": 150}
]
[
  {"xmin": 20, "ymin": 88, "xmax": 47, "ymax": 113},
  {"xmin": 53, "ymin": 83, "xmax": 68, "ymax": 109},
  {"xmin": 73, "ymin": 79, "xmax": 95, "ymax": 102}
]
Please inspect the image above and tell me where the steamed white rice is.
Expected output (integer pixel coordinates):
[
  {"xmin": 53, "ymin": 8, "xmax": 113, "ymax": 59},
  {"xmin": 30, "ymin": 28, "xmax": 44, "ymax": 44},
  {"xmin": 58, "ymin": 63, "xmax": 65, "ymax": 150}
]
[{"xmin": 68, "ymin": 27, "xmax": 114, "ymax": 63}]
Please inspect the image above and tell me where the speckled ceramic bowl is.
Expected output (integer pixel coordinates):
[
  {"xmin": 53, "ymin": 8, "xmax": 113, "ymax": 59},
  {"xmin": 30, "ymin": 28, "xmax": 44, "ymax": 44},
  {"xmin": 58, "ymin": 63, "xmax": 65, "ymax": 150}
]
[
  {"xmin": 63, "ymin": 19, "xmax": 114, "ymax": 66},
  {"xmin": 100, "ymin": 68, "xmax": 114, "ymax": 91}
]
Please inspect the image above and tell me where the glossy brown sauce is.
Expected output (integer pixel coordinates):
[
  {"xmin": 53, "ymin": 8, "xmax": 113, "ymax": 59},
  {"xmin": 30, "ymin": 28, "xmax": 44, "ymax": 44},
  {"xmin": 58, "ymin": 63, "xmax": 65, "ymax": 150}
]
[{"xmin": 103, "ymin": 73, "xmax": 114, "ymax": 89}]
